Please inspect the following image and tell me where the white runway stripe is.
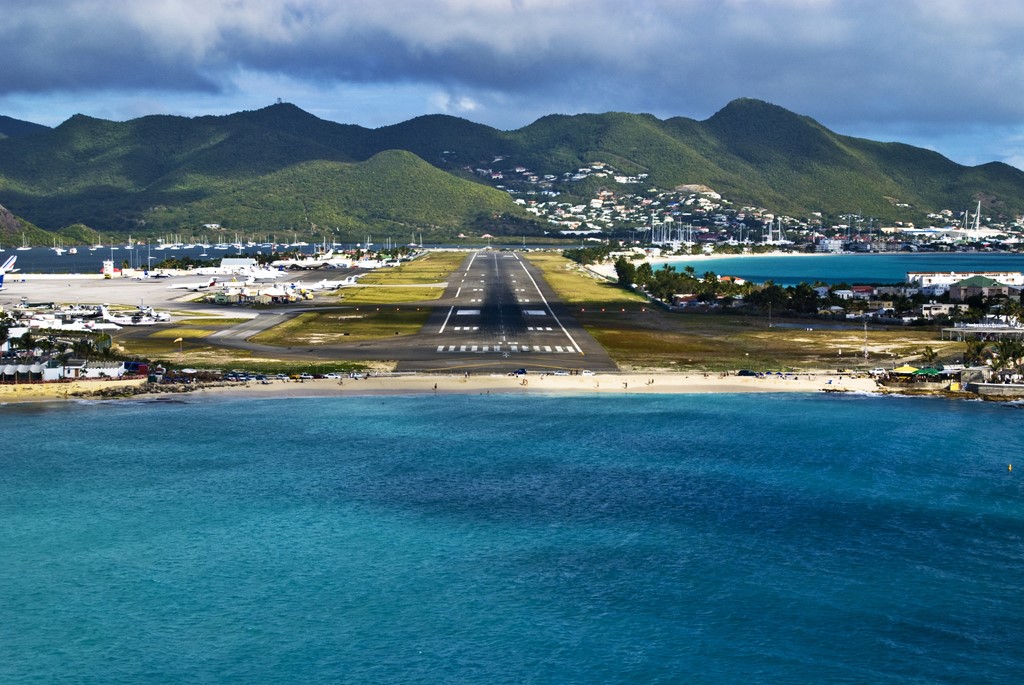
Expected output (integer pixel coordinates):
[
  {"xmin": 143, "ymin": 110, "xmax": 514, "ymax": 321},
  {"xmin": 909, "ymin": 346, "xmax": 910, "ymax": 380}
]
[{"xmin": 432, "ymin": 344, "xmax": 578, "ymax": 354}]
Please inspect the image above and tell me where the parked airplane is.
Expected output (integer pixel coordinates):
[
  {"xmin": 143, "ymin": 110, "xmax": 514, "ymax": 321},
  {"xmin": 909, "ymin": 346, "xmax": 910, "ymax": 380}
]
[
  {"xmin": 0, "ymin": 255, "xmax": 18, "ymax": 290},
  {"xmin": 294, "ymin": 275, "xmax": 363, "ymax": 291},
  {"xmin": 167, "ymin": 277, "xmax": 219, "ymax": 291},
  {"xmin": 195, "ymin": 266, "xmax": 285, "ymax": 281},
  {"xmin": 270, "ymin": 250, "xmax": 353, "ymax": 270},
  {"xmin": 99, "ymin": 305, "xmax": 169, "ymax": 326}
]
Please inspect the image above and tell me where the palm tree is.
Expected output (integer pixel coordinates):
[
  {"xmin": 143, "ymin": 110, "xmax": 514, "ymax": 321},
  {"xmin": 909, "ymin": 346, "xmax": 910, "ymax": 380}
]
[
  {"xmin": 992, "ymin": 338, "xmax": 1024, "ymax": 377},
  {"xmin": 1000, "ymin": 299, "xmax": 1024, "ymax": 327},
  {"xmin": 18, "ymin": 330, "xmax": 36, "ymax": 358},
  {"xmin": 964, "ymin": 337, "xmax": 988, "ymax": 366},
  {"xmin": 919, "ymin": 345, "xmax": 940, "ymax": 368}
]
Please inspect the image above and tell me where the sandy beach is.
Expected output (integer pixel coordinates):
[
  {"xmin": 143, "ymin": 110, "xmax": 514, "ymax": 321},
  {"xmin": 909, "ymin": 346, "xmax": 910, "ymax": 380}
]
[
  {"xmin": 0, "ymin": 378, "xmax": 150, "ymax": 403},
  {"xmin": 1, "ymin": 371, "xmax": 878, "ymax": 405}
]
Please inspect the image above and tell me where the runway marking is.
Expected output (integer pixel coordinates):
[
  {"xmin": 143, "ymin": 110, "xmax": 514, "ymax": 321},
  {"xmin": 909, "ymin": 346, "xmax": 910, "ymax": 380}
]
[
  {"xmin": 471, "ymin": 299, "xmax": 481, "ymax": 303},
  {"xmin": 513, "ymin": 254, "xmax": 584, "ymax": 355},
  {"xmin": 432, "ymin": 344, "xmax": 578, "ymax": 355},
  {"xmin": 454, "ymin": 287, "xmax": 461, "ymax": 298},
  {"xmin": 438, "ymin": 305, "xmax": 454, "ymax": 334},
  {"xmin": 456, "ymin": 309, "xmax": 480, "ymax": 315},
  {"xmin": 523, "ymin": 310, "xmax": 547, "ymax": 316},
  {"xmin": 453, "ymin": 326, "xmax": 479, "ymax": 331}
]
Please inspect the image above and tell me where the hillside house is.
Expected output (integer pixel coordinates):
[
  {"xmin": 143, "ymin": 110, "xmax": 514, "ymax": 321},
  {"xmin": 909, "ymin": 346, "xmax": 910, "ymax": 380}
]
[
  {"xmin": 949, "ymin": 275, "xmax": 1021, "ymax": 302},
  {"xmin": 920, "ymin": 302, "xmax": 969, "ymax": 319}
]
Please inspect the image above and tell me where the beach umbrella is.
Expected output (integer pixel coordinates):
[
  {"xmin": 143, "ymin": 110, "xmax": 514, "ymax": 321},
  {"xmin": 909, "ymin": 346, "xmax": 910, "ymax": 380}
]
[
  {"xmin": 892, "ymin": 365, "xmax": 919, "ymax": 374},
  {"xmin": 912, "ymin": 367, "xmax": 940, "ymax": 376}
]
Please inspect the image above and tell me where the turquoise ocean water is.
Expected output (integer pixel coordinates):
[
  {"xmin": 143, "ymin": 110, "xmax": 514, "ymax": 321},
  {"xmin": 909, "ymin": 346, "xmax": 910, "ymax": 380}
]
[
  {"xmin": 665, "ymin": 253, "xmax": 1024, "ymax": 286},
  {"xmin": 2, "ymin": 392, "xmax": 1023, "ymax": 683}
]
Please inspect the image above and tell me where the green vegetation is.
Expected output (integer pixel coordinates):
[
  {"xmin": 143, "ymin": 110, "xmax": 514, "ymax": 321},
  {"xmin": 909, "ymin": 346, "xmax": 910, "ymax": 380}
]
[
  {"xmin": 250, "ymin": 308, "xmax": 431, "ymax": 345},
  {"xmin": 250, "ymin": 252, "xmax": 465, "ymax": 344},
  {"xmin": 3, "ymin": 99, "xmax": 1023, "ymax": 244},
  {"xmin": 0, "ymin": 115, "xmax": 49, "ymax": 140},
  {"xmin": 356, "ymin": 251, "xmax": 466, "ymax": 285},
  {"xmin": 338, "ymin": 288, "xmax": 445, "ymax": 305},
  {"xmin": 526, "ymin": 252, "xmax": 951, "ymax": 371}
]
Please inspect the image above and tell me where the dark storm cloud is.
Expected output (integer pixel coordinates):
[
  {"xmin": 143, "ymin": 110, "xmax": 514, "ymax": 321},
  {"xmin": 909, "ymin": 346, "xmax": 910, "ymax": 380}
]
[
  {"xmin": 4, "ymin": 0, "xmax": 1024, "ymax": 130},
  {"xmin": 0, "ymin": 3, "xmax": 220, "ymax": 93}
]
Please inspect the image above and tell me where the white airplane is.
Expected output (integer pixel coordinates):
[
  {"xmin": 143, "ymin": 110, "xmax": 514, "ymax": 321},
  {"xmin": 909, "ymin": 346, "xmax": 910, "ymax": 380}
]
[
  {"xmin": 195, "ymin": 266, "xmax": 285, "ymax": 281},
  {"xmin": 294, "ymin": 275, "xmax": 363, "ymax": 291},
  {"xmin": 0, "ymin": 255, "xmax": 18, "ymax": 290},
  {"xmin": 247, "ymin": 269, "xmax": 285, "ymax": 282},
  {"xmin": 167, "ymin": 276, "xmax": 219, "ymax": 291},
  {"xmin": 270, "ymin": 250, "xmax": 353, "ymax": 270}
]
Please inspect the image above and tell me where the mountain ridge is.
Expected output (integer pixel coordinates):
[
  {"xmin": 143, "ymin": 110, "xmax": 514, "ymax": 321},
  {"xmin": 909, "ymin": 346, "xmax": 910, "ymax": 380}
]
[{"xmin": 0, "ymin": 99, "xmax": 1021, "ymax": 242}]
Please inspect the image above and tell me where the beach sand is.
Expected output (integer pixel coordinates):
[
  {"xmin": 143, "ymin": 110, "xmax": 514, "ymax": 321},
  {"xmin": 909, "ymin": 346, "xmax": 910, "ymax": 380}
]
[
  {"xmin": 0, "ymin": 378, "xmax": 149, "ymax": 403},
  {"xmin": 0, "ymin": 372, "xmax": 877, "ymax": 405}
]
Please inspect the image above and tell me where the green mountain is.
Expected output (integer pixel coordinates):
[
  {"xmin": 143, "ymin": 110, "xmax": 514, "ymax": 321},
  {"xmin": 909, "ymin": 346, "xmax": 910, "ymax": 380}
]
[
  {"xmin": 0, "ymin": 115, "xmax": 50, "ymax": 140},
  {"xmin": 0, "ymin": 203, "xmax": 46, "ymax": 247},
  {"xmin": 0, "ymin": 99, "xmax": 1021, "ymax": 243},
  {"xmin": 0, "ymin": 105, "xmax": 523, "ymax": 240}
]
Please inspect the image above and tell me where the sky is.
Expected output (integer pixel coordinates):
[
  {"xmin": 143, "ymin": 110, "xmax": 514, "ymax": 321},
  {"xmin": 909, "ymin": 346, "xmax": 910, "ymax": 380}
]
[{"xmin": 3, "ymin": 0, "xmax": 1024, "ymax": 169}]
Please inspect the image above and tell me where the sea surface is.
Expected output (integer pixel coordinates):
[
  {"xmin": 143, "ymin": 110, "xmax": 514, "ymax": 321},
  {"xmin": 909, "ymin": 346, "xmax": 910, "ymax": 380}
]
[
  {"xmin": 665, "ymin": 252, "xmax": 1024, "ymax": 286},
  {"xmin": 2, "ymin": 392, "xmax": 1022, "ymax": 683}
]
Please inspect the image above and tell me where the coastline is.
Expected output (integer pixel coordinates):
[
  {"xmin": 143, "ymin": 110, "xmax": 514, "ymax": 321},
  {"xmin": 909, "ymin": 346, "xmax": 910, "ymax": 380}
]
[
  {"xmin": 0, "ymin": 372, "xmax": 879, "ymax": 405},
  {"xmin": 585, "ymin": 249, "xmax": 834, "ymax": 280}
]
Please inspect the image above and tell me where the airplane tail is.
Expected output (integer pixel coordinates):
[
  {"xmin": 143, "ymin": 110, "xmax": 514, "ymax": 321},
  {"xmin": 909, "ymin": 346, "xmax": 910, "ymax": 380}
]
[{"xmin": 0, "ymin": 255, "xmax": 16, "ymax": 288}]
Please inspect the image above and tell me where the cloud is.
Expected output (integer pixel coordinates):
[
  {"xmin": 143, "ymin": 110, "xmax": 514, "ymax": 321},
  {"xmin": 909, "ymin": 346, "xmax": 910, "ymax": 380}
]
[
  {"xmin": 4, "ymin": 0, "xmax": 1024, "ymax": 143},
  {"xmin": 429, "ymin": 93, "xmax": 482, "ymax": 115}
]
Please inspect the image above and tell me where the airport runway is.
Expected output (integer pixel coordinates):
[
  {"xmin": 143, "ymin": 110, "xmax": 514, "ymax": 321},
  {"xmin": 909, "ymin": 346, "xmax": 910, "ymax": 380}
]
[
  {"xmin": 394, "ymin": 250, "xmax": 615, "ymax": 373},
  {"xmin": 1, "ymin": 252, "xmax": 618, "ymax": 373}
]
